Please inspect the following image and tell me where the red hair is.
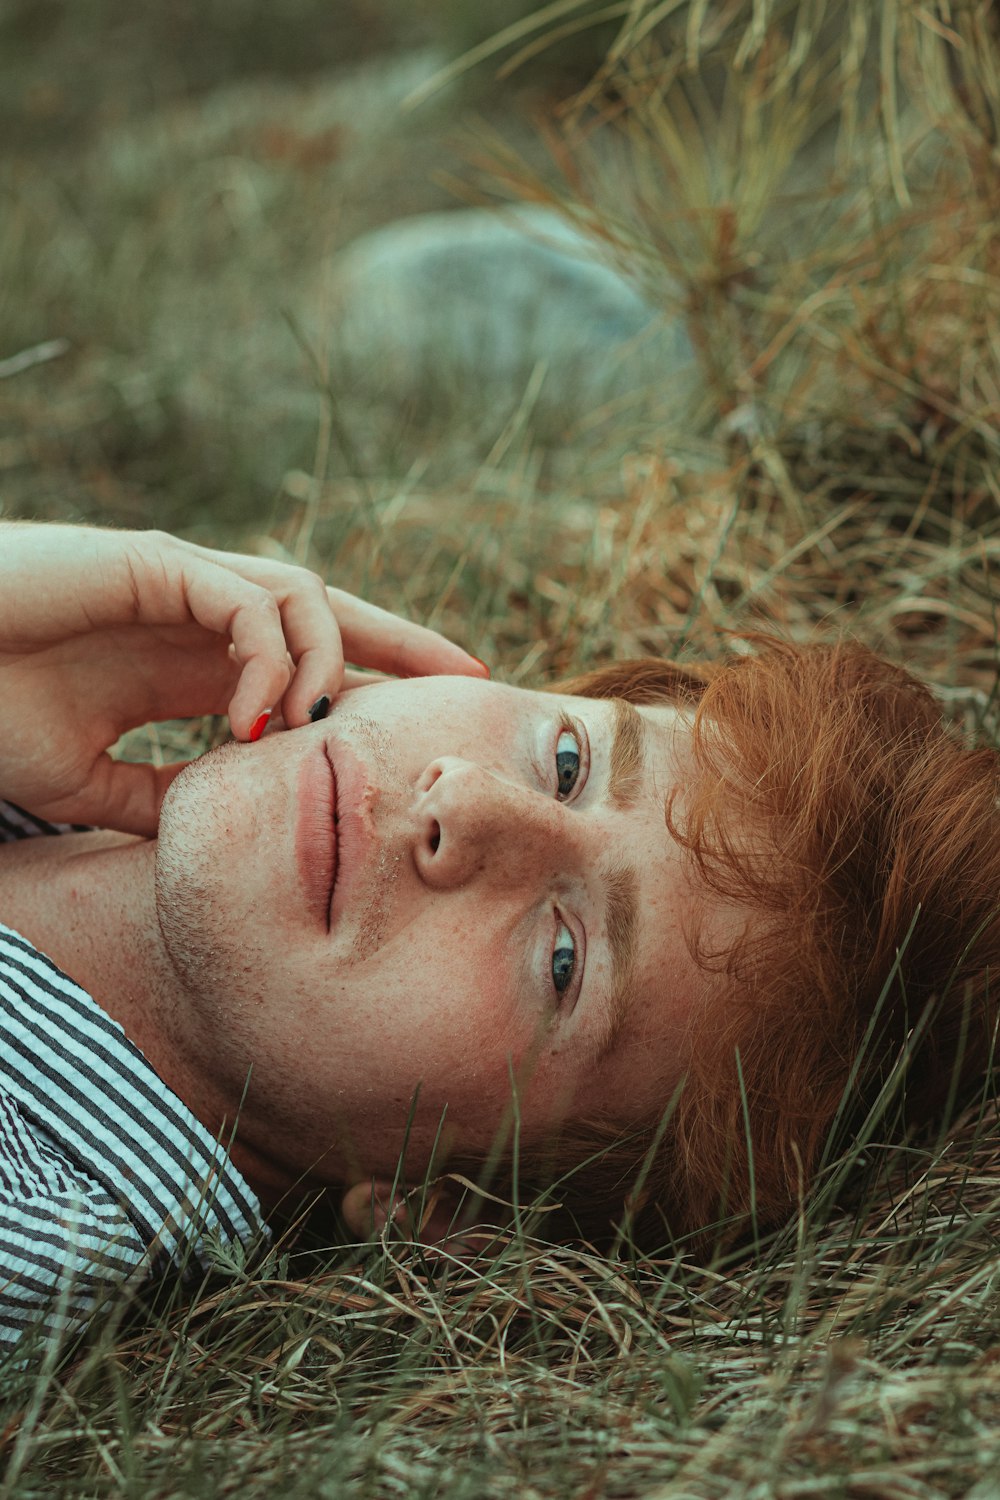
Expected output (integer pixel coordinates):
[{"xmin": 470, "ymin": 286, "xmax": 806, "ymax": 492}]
[{"xmin": 512, "ymin": 635, "xmax": 1000, "ymax": 1245}]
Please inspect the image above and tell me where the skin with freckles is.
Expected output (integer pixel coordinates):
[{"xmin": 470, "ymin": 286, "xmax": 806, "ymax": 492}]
[
  {"xmin": 150, "ymin": 675, "xmax": 709, "ymax": 1190},
  {"xmin": 0, "ymin": 674, "xmax": 716, "ymax": 1219}
]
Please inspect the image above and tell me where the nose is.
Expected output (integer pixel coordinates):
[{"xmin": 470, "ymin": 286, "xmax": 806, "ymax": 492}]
[{"xmin": 412, "ymin": 757, "xmax": 575, "ymax": 891}]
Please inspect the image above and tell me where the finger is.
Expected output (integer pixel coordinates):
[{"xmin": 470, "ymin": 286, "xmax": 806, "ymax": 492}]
[
  {"xmin": 175, "ymin": 557, "xmax": 345, "ymax": 732},
  {"xmin": 340, "ymin": 668, "xmax": 388, "ymax": 691},
  {"xmin": 326, "ymin": 588, "xmax": 488, "ymax": 680},
  {"xmin": 178, "ymin": 572, "xmax": 294, "ymax": 738},
  {"xmin": 268, "ymin": 575, "xmax": 345, "ymax": 726},
  {"xmin": 29, "ymin": 757, "xmax": 190, "ymax": 838}
]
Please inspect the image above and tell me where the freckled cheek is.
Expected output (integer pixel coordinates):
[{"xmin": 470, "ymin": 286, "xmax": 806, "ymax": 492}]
[{"xmin": 363, "ymin": 919, "xmax": 519, "ymax": 1068}]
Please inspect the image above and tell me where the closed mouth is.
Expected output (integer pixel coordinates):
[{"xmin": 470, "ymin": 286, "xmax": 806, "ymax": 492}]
[
  {"xmin": 295, "ymin": 741, "xmax": 339, "ymax": 932},
  {"xmin": 324, "ymin": 744, "xmax": 340, "ymax": 931}
]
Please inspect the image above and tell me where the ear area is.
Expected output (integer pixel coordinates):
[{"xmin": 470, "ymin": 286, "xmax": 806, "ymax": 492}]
[
  {"xmin": 340, "ymin": 1178, "xmax": 399, "ymax": 1238},
  {"xmin": 340, "ymin": 1178, "xmax": 467, "ymax": 1245}
]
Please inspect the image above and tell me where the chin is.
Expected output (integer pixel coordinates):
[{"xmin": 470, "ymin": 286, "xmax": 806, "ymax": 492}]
[{"xmin": 154, "ymin": 741, "xmax": 259, "ymax": 1001}]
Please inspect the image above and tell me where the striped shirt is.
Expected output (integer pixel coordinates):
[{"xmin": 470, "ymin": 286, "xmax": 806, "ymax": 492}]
[{"xmin": 0, "ymin": 801, "xmax": 268, "ymax": 1355}]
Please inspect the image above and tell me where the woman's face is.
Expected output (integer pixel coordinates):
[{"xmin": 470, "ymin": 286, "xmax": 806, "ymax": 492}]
[{"xmin": 154, "ymin": 675, "xmax": 716, "ymax": 1184}]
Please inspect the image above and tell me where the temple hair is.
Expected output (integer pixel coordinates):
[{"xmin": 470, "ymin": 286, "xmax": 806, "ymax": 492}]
[{"xmin": 492, "ymin": 635, "xmax": 1000, "ymax": 1248}]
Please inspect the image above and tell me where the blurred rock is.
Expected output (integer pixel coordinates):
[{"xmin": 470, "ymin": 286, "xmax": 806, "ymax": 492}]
[{"xmin": 321, "ymin": 206, "xmax": 694, "ymax": 426}]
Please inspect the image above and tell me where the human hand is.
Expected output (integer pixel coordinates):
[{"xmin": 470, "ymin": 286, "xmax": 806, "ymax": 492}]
[{"xmin": 0, "ymin": 523, "xmax": 487, "ymax": 835}]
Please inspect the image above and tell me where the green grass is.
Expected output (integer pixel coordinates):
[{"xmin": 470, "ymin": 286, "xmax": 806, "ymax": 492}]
[
  {"xmin": 3, "ymin": 1, "xmax": 1000, "ymax": 1495},
  {"xmin": 4, "ymin": 1097, "xmax": 1000, "ymax": 1497}
]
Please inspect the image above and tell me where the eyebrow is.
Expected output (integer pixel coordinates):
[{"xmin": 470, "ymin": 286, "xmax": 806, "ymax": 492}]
[
  {"xmin": 600, "ymin": 862, "xmax": 640, "ymax": 1061},
  {"xmin": 608, "ymin": 697, "xmax": 644, "ymax": 808},
  {"xmin": 597, "ymin": 699, "xmax": 646, "ymax": 1059}
]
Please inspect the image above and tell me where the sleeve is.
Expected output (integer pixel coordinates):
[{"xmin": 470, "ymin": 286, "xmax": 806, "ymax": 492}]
[{"xmin": 0, "ymin": 1091, "xmax": 150, "ymax": 1357}]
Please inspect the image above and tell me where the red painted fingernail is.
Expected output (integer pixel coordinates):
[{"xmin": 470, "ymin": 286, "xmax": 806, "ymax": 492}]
[
  {"xmin": 249, "ymin": 709, "xmax": 272, "ymax": 742},
  {"xmin": 471, "ymin": 657, "xmax": 491, "ymax": 678}
]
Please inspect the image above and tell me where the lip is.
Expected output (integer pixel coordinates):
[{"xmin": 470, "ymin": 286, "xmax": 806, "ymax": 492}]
[
  {"xmin": 325, "ymin": 735, "xmax": 370, "ymax": 932},
  {"xmin": 296, "ymin": 743, "xmax": 338, "ymax": 931}
]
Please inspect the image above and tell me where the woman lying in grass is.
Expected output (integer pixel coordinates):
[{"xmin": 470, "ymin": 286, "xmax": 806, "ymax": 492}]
[{"xmin": 0, "ymin": 520, "xmax": 995, "ymax": 1352}]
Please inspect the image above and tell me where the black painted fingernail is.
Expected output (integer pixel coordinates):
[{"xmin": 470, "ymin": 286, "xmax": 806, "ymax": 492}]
[{"xmin": 308, "ymin": 694, "xmax": 331, "ymax": 723}]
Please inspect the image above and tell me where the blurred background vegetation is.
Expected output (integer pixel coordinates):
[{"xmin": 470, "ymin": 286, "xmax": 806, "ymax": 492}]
[
  {"xmin": 3, "ymin": 0, "xmax": 1000, "ymax": 699},
  {"xmin": 4, "ymin": 4, "xmax": 1000, "ymax": 1495},
  {"xmin": 0, "ymin": 0, "xmax": 606, "ymax": 534}
]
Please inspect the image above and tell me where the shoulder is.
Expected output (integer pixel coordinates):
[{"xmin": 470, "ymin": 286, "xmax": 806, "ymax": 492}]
[
  {"xmin": 0, "ymin": 923, "xmax": 269, "ymax": 1264},
  {"xmin": 0, "ymin": 926, "xmax": 270, "ymax": 1354},
  {"xmin": 0, "ymin": 1084, "xmax": 147, "ymax": 1354}
]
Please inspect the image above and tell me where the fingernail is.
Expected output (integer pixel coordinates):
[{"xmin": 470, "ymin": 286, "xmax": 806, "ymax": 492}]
[
  {"xmin": 471, "ymin": 656, "xmax": 491, "ymax": 679},
  {"xmin": 308, "ymin": 694, "xmax": 331, "ymax": 723},
  {"xmin": 249, "ymin": 709, "xmax": 272, "ymax": 743}
]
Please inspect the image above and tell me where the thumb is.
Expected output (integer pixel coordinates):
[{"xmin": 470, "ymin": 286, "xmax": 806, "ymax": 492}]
[{"xmin": 31, "ymin": 756, "xmax": 190, "ymax": 838}]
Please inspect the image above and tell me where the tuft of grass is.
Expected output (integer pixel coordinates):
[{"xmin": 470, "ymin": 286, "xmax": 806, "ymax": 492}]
[{"xmin": 3, "ymin": 1095, "xmax": 1000, "ymax": 1497}]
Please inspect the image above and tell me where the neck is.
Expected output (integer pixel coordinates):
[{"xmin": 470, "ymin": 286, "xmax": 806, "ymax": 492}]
[
  {"xmin": 0, "ymin": 830, "xmax": 163, "ymax": 1053},
  {"xmin": 0, "ymin": 832, "xmax": 296, "ymax": 1209}
]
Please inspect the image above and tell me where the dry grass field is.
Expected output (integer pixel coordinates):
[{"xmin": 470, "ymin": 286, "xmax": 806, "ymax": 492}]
[{"xmin": 2, "ymin": 2, "xmax": 1000, "ymax": 1495}]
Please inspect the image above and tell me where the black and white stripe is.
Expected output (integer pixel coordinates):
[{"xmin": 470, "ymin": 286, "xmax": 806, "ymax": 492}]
[
  {"xmin": 0, "ymin": 802, "xmax": 91, "ymax": 842},
  {"xmin": 0, "ymin": 804, "xmax": 268, "ymax": 1354}
]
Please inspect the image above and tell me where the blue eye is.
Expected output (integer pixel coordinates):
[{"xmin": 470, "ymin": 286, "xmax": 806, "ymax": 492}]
[
  {"xmin": 552, "ymin": 921, "xmax": 576, "ymax": 996},
  {"xmin": 556, "ymin": 725, "xmax": 581, "ymax": 799}
]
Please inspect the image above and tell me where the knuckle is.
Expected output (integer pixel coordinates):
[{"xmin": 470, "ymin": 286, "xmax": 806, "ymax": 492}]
[
  {"xmin": 245, "ymin": 585, "xmax": 282, "ymax": 621},
  {"xmin": 291, "ymin": 566, "xmax": 331, "ymax": 603}
]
